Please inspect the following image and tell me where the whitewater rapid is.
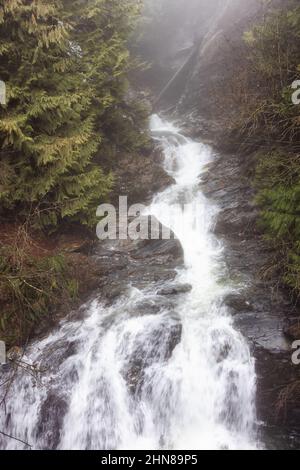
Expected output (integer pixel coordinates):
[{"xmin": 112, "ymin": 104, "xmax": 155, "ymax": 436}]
[{"xmin": 0, "ymin": 115, "xmax": 258, "ymax": 450}]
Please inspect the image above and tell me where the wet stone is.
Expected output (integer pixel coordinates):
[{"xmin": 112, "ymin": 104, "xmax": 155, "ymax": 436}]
[{"xmin": 157, "ymin": 283, "xmax": 193, "ymax": 296}]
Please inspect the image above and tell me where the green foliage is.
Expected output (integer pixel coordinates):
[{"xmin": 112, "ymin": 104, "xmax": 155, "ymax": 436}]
[
  {"xmin": 213, "ymin": 1, "xmax": 300, "ymax": 294},
  {"xmin": 0, "ymin": 0, "xmax": 148, "ymax": 229},
  {"xmin": 0, "ymin": 243, "xmax": 77, "ymax": 347},
  {"xmin": 230, "ymin": 4, "xmax": 300, "ymax": 148},
  {"xmin": 255, "ymin": 150, "xmax": 300, "ymax": 291},
  {"xmin": 243, "ymin": 3, "xmax": 300, "ymax": 293}
]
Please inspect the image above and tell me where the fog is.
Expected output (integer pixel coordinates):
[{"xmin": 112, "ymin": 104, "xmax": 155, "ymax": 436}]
[
  {"xmin": 139, "ymin": 0, "xmax": 225, "ymax": 61},
  {"xmin": 135, "ymin": 0, "xmax": 264, "ymax": 93}
]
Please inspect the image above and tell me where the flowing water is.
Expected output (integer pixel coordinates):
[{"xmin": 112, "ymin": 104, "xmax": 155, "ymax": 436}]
[{"xmin": 0, "ymin": 115, "xmax": 258, "ymax": 450}]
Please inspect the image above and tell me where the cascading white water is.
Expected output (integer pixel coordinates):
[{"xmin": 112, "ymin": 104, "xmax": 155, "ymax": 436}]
[{"xmin": 0, "ymin": 115, "xmax": 258, "ymax": 450}]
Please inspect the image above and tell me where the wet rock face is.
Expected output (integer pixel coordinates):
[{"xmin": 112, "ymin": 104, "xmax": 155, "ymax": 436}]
[
  {"xmin": 109, "ymin": 149, "xmax": 175, "ymax": 206},
  {"xmin": 93, "ymin": 218, "xmax": 184, "ymax": 304},
  {"xmin": 283, "ymin": 320, "xmax": 300, "ymax": 342},
  {"xmin": 124, "ymin": 320, "xmax": 182, "ymax": 396},
  {"xmin": 223, "ymin": 294, "xmax": 253, "ymax": 313},
  {"xmin": 36, "ymin": 394, "xmax": 68, "ymax": 450}
]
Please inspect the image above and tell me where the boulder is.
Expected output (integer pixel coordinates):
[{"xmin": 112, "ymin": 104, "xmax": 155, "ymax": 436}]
[
  {"xmin": 223, "ymin": 293, "xmax": 253, "ymax": 313},
  {"xmin": 157, "ymin": 283, "xmax": 192, "ymax": 296},
  {"xmin": 283, "ymin": 320, "xmax": 300, "ymax": 341}
]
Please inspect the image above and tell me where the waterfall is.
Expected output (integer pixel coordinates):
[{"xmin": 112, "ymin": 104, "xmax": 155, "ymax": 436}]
[{"xmin": 0, "ymin": 115, "xmax": 258, "ymax": 450}]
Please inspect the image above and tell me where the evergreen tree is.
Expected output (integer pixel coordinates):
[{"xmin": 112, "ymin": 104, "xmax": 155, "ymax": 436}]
[
  {"xmin": 0, "ymin": 0, "xmax": 146, "ymax": 228},
  {"xmin": 61, "ymin": 0, "xmax": 148, "ymax": 160}
]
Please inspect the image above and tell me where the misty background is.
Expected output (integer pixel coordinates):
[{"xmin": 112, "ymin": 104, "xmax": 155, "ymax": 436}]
[{"xmin": 133, "ymin": 0, "xmax": 265, "ymax": 104}]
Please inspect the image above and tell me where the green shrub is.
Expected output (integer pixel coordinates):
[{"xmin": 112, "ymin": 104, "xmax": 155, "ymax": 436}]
[{"xmin": 0, "ymin": 244, "xmax": 77, "ymax": 347}]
